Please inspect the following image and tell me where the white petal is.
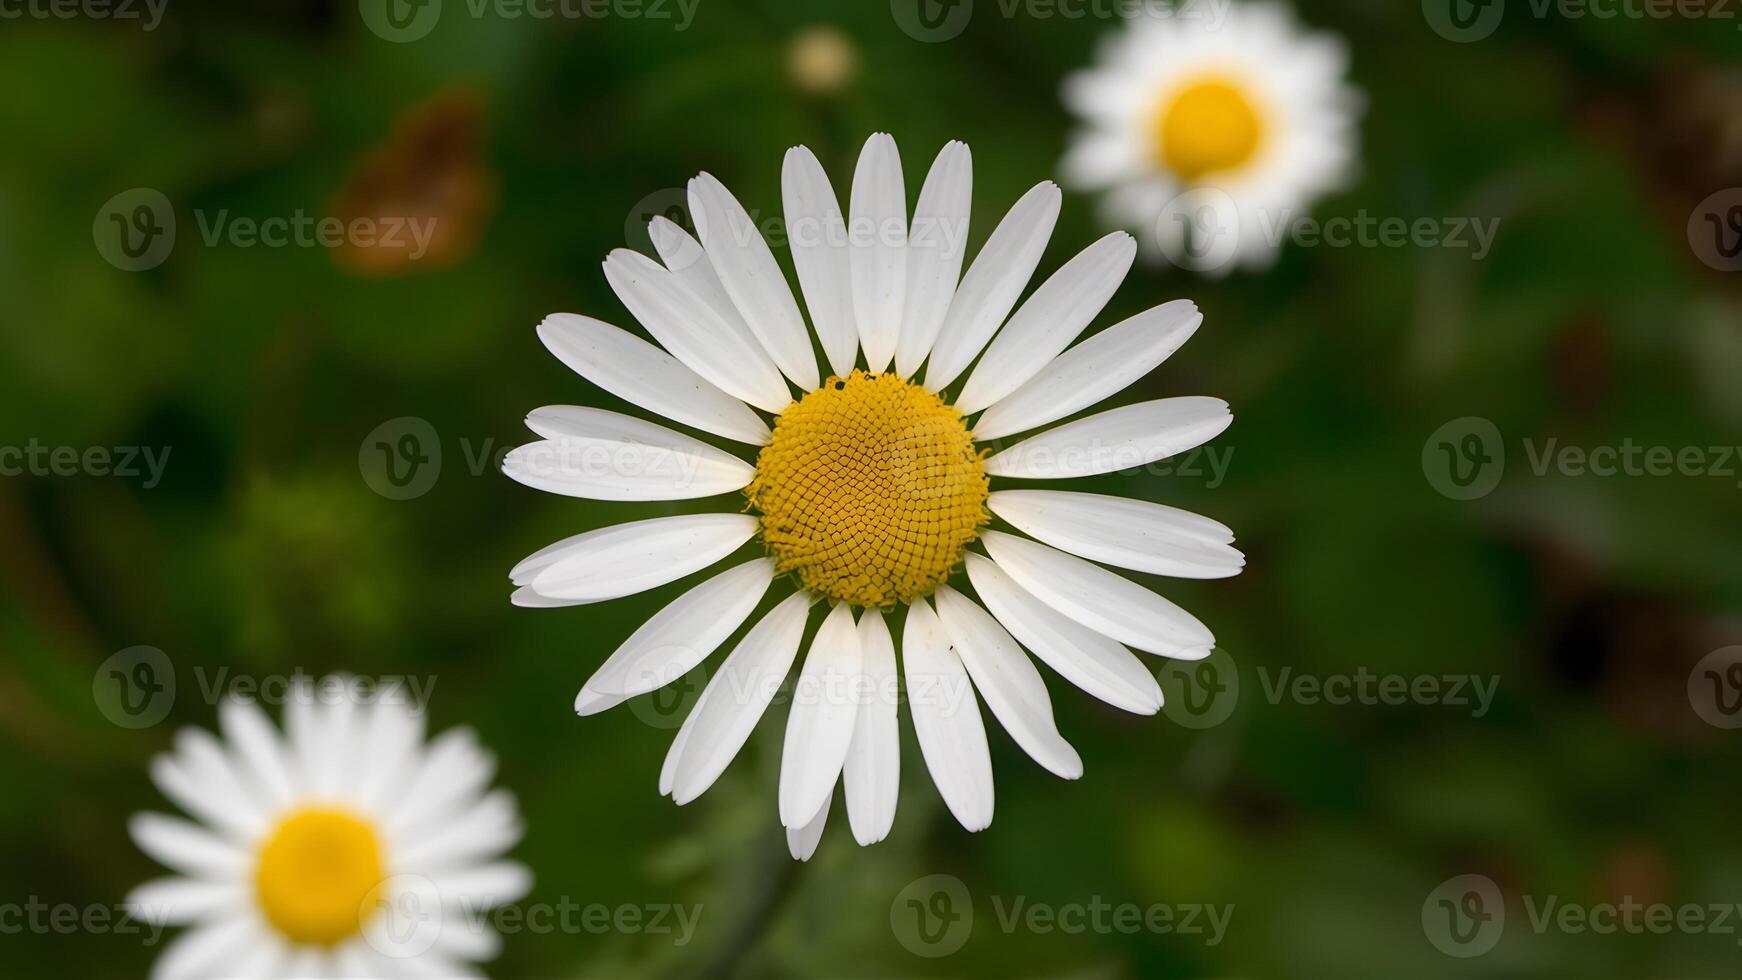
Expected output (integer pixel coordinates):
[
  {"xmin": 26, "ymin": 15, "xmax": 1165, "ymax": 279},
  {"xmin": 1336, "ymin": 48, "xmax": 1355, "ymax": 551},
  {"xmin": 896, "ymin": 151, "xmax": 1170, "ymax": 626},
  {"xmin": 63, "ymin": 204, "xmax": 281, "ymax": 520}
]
[
  {"xmin": 520, "ymin": 513, "xmax": 758, "ymax": 602},
  {"xmin": 786, "ymin": 788, "xmax": 832, "ymax": 862},
  {"xmin": 351, "ymin": 698, "xmax": 427, "ymax": 812},
  {"xmin": 537, "ymin": 313, "xmax": 770, "ymax": 445},
  {"xmin": 282, "ymin": 677, "xmax": 323, "ymax": 799},
  {"xmin": 896, "ymin": 141, "xmax": 972, "ymax": 378},
  {"xmin": 394, "ymin": 788, "xmax": 522, "ymax": 870},
  {"xmin": 647, "ymin": 215, "xmax": 759, "ymax": 341},
  {"xmin": 972, "ymin": 300, "xmax": 1201, "ymax": 441},
  {"xmin": 849, "ymin": 132, "xmax": 906, "ymax": 373},
  {"xmin": 124, "ymin": 877, "xmax": 245, "ymax": 925},
  {"xmin": 434, "ymin": 914, "xmax": 503, "ymax": 964},
  {"xmin": 983, "ymin": 397, "xmax": 1231, "ymax": 480},
  {"xmin": 149, "ymin": 914, "xmax": 263, "ymax": 980},
  {"xmin": 149, "ymin": 735, "xmax": 258, "ymax": 842},
  {"xmin": 782, "ymin": 145, "xmax": 859, "ymax": 377},
  {"xmin": 573, "ymin": 685, "xmax": 629, "ymax": 717},
  {"xmin": 283, "ymin": 945, "xmax": 331, "ymax": 979},
  {"xmin": 981, "ymin": 531, "xmax": 1215, "ymax": 657},
  {"xmin": 433, "ymin": 861, "xmax": 534, "ymax": 908},
  {"xmin": 965, "ymin": 553, "xmax": 1161, "ymax": 714},
  {"xmin": 901, "ymin": 599, "xmax": 994, "ymax": 832},
  {"xmin": 310, "ymin": 686, "xmax": 356, "ymax": 799},
  {"xmin": 581, "ymin": 558, "xmax": 776, "ymax": 697},
  {"xmin": 602, "ymin": 249, "xmax": 792, "ymax": 413},
  {"xmin": 129, "ymin": 812, "xmax": 247, "ymax": 879},
  {"xmin": 932, "ymin": 586, "xmax": 1083, "ymax": 779},
  {"xmin": 988, "ymin": 489, "xmax": 1243, "ymax": 579},
  {"xmin": 779, "ymin": 603, "xmax": 861, "ymax": 828},
  {"xmin": 229, "ymin": 931, "xmax": 291, "ymax": 979},
  {"xmin": 671, "ymin": 592, "xmax": 812, "ymax": 804},
  {"xmin": 925, "ymin": 182, "xmax": 1062, "ymax": 390},
  {"xmin": 843, "ymin": 608, "xmax": 899, "ymax": 845},
  {"xmin": 385, "ymin": 728, "xmax": 496, "ymax": 838},
  {"xmin": 954, "ymin": 231, "xmax": 1135, "ymax": 415},
  {"xmin": 659, "ymin": 711, "xmax": 693, "ymax": 797},
  {"xmin": 216, "ymin": 697, "xmax": 296, "ymax": 811},
  {"xmin": 505, "ymin": 406, "xmax": 754, "ymax": 501},
  {"xmin": 509, "ymin": 586, "xmax": 594, "ymax": 609},
  {"xmin": 688, "ymin": 173, "xmax": 820, "ymax": 390}
]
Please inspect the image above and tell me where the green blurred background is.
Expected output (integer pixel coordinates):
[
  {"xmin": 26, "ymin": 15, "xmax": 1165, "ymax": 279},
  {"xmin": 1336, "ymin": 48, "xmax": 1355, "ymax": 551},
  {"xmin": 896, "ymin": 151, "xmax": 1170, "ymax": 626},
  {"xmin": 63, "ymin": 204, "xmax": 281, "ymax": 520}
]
[{"xmin": 5, "ymin": 0, "xmax": 1742, "ymax": 975}]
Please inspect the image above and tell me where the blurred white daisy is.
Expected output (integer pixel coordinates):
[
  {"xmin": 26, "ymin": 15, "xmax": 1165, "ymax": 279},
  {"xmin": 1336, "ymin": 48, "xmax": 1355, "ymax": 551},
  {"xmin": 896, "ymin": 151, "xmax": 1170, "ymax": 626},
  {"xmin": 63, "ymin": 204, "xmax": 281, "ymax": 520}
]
[
  {"xmin": 1060, "ymin": 2, "xmax": 1361, "ymax": 274},
  {"xmin": 508, "ymin": 133, "xmax": 1242, "ymax": 860},
  {"xmin": 125, "ymin": 679, "xmax": 529, "ymax": 979}
]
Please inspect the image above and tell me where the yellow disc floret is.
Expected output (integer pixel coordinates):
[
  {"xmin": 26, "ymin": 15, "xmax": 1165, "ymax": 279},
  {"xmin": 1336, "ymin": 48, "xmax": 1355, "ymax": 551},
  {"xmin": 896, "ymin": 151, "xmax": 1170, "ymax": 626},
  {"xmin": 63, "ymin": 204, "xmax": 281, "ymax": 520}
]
[
  {"xmin": 749, "ymin": 371, "xmax": 988, "ymax": 608},
  {"xmin": 1155, "ymin": 77, "xmax": 1266, "ymax": 181},
  {"xmin": 255, "ymin": 807, "xmax": 386, "ymax": 947}
]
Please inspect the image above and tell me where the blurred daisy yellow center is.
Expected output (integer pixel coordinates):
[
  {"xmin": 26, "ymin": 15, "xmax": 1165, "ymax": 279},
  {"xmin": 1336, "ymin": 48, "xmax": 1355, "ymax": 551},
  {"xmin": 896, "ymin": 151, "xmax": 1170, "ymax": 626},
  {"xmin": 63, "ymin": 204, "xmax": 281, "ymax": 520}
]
[
  {"xmin": 749, "ymin": 371, "xmax": 988, "ymax": 608},
  {"xmin": 255, "ymin": 808, "xmax": 385, "ymax": 947},
  {"xmin": 1155, "ymin": 77, "xmax": 1265, "ymax": 180}
]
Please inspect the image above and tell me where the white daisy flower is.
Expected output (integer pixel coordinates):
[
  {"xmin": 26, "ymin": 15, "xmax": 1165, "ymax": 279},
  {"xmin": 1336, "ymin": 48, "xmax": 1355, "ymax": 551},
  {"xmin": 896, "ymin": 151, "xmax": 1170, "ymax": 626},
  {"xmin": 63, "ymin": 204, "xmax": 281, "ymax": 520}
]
[
  {"xmin": 124, "ymin": 678, "xmax": 530, "ymax": 979},
  {"xmin": 1060, "ymin": 2, "xmax": 1361, "ymax": 274},
  {"xmin": 509, "ymin": 133, "xmax": 1242, "ymax": 860}
]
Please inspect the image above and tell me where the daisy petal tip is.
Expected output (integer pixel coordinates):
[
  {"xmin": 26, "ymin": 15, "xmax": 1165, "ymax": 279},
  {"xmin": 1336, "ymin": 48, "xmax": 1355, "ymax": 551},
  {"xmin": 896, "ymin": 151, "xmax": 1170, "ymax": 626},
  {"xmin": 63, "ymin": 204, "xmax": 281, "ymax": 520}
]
[{"xmin": 573, "ymin": 687, "xmax": 616, "ymax": 716}]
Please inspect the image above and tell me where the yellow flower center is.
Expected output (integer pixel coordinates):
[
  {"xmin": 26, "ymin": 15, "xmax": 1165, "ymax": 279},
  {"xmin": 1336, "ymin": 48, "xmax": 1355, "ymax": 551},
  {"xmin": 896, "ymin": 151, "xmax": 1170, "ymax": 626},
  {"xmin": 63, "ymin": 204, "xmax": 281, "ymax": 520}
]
[
  {"xmin": 749, "ymin": 371, "xmax": 988, "ymax": 608},
  {"xmin": 255, "ymin": 808, "xmax": 386, "ymax": 947},
  {"xmin": 1154, "ymin": 76, "xmax": 1266, "ymax": 181}
]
